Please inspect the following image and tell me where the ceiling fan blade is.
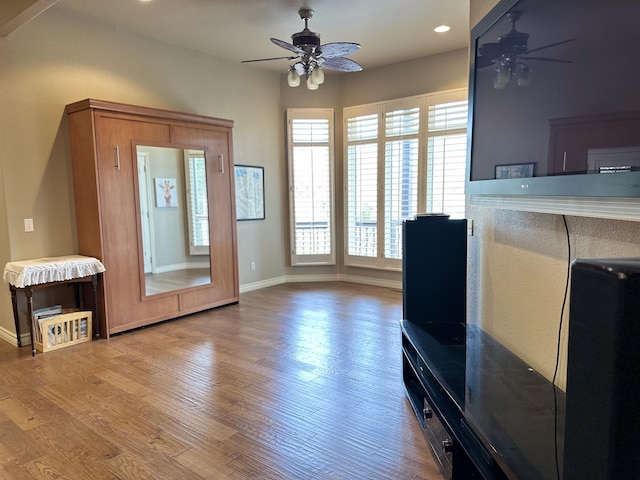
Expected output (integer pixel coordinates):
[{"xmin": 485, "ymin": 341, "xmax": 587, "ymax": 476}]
[
  {"xmin": 322, "ymin": 57, "xmax": 363, "ymax": 72},
  {"xmin": 525, "ymin": 38, "xmax": 575, "ymax": 55},
  {"xmin": 318, "ymin": 42, "xmax": 361, "ymax": 58},
  {"xmin": 271, "ymin": 37, "xmax": 304, "ymax": 54},
  {"xmin": 520, "ymin": 56, "xmax": 572, "ymax": 63},
  {"xmin": 242, "ymin": 55, "xmax": 300, "ymax": 64},
  {"xmin": 475, "ymin": 56, "xmax": 496, "ymax": 69},
  {"xmin": 478, "ymin": 42, "xmax": 505, "ymax": 59}
]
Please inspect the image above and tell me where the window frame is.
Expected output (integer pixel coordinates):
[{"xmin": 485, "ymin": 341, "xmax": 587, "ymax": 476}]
[
  {"xmin": 343, "ymin": 89, "xmax": 468, "ymax": 271},
  {"xmin": 286, "ymin": 108, "xmax": 336, "ymax": 266},
  {"xmin": 184, "ymin": 149, "xmax": 209, "ymax": 256},
  {"xmin": 344, "ymin": 104, "xmax": 382, "ymax": 269}
]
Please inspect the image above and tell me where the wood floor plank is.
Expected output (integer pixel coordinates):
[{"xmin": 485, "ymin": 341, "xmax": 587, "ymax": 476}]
[
  {"xmin": 0, "ymin": 282, "xmax": 442, "ymax": 480},
  {"xmin": 174, "ymin": 441, "xmax": 242, "ymax": 478},
  {"xmin": 0, "ymin": 419, "xmax": 46, "ymax": 465},
  {"xmin": 0, "ymin": 394, "xmax": 46, "ymax": 431},
  {"xmin": 20, "ymin": 453, "xmax": 92, "ymax": 480}
]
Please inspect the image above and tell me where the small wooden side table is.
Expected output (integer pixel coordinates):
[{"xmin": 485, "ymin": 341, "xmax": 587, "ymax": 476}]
[{"xmin": 3, "ymin": 255, "xmax": 105, "ymax": 356}]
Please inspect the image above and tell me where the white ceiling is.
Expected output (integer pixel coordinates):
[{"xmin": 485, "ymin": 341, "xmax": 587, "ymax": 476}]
[{"xmin": 50, "ymin": 0, "xmax": 470, "ymax": 73}]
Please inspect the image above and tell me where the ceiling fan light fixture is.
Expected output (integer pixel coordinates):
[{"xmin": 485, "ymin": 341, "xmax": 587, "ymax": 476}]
[
  {"xmin": 496, "ymin": 64, "xmax": 512, "ymax": 84},
  {"xmin": 243, "ymin": 8, "xmax": 362, "ymax": 90},
  {"xmin": 306, "ymin": 75, "xmax": 319, "ymax": 90},
  {"xmin": 478, "ymin": 10, "xmax": 574, "ymax": 92},
  {"xmin": 516, "ymin": 64, "xmax": 531, "ymax": 86},
  {"xmin": 287, "ymin": 67, "xmax": 301, "ymax": 87},
  {"xmin": 311, "ymin": 66, "xmax": 324, "ymax": 85}
]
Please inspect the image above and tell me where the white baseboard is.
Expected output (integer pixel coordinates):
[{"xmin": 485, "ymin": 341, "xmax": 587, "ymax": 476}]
[
  {"xmin": 239, "ymin": 276, "xmax": 288, "ymax": 293},
  {"xmin": 339, "ymin": 274, "xmax": 402, "ymax": 290},
  {"xmin": 0, "ymin": 325, "xmax": 30, "ymax": 347},
  {"xmin": 239, "ymin": 274, "xmax": 402, "ymax": 293},
  {"xmin": 154, "ymin": 262, "xmax": 209, "ymax": 274}
]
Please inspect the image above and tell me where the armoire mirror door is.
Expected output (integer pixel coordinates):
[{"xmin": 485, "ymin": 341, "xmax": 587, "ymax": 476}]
[
  {"xmin": 135, "ymin": 144, "xmax": 212, "ymax": 297},
  {"xmin": 67, "ymin": 99, "xmax": 238, "ymax": 337}
]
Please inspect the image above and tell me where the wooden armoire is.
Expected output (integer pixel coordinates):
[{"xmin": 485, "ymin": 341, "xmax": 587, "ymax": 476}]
[{"xmin": 66, "ymin": 99, "xmax": 239, "ymax": 337}]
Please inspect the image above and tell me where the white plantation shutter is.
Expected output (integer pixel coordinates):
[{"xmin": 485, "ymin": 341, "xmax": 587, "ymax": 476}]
[
  {"xmin": 426, "ymin": 100, "xmax": 468, "ymax": 219},
  {"xmin": 287, "ymin": 109, "xmax": 335, "ymax": 265},
  {"xmin": 384, "ymin": 106, "xmax": 420, "ymax": 260},
  {"xmin": 344, "ymin": 90, "xmax": 468, "ymax": 271},
  {"xmin": 184, "ymin": 150, "xmax": 209, "ymax": 255},
  {"xmin": 346, "ymin": 112, "xmax": 379, "ymax": 263}
]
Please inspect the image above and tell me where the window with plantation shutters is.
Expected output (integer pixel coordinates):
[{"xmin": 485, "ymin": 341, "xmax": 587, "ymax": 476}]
[
  {"xmin": 286, "ymin": 109, "xmax": 336, "ymax": 265},
  {"xmin": 344, "ymin": 90, "xmax": 468, "ymax": 270},
  {"xmin": 346, "ymin": 113, "xmax": 378, "ymax": 260},
  {"xmin": 384, "ymin": 105, "xmax": 420, "ymax": 260},
  {"xmin": 426, "ymin": 100, "xmax": 468, "ymax": 219},
  {"xmin": 184, "ymin": 150, "xmax": 209, "ymax": 256}
]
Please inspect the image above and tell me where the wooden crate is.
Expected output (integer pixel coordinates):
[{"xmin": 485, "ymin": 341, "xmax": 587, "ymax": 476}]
[{"xmin": 35, "ymin": 311, "xmax": 92, "ymax": 353}]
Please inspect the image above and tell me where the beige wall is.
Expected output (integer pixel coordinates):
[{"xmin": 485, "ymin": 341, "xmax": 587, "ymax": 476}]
[
  {"xmin": 468, "ymin": 0, "xmax": 640, "ymax": 389},
  {"xmin": 0, "ymin": 7, "xmax": 286, "ymax": 341},
  {"xmin": 0, "ymin": 5, "xmax": 469, "ymax": 344}
]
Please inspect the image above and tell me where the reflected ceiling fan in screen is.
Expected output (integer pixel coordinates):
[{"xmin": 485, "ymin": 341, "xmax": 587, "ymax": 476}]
[{"xmin": 476, "ymin": 11, "xmax": 574, "ymax": 89}]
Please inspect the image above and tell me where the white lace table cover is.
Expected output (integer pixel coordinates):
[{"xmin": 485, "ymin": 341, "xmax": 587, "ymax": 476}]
[{"xmin": 3, "ymin": 255, "xmax": 106, "ymax": 288}]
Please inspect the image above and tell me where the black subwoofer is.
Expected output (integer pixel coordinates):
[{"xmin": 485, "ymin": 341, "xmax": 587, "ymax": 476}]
[
  {"xmin": 564, "ymin": 258, "xmax": 640, "ymax": 480},
  {"xmin": 402, "ymin": 215, "xmax": 467, "ymax": 328}
]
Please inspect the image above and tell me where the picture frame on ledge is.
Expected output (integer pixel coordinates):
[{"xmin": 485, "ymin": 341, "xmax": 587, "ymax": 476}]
[{"xmin": 495, "ymin": 163, "xmax": 535, "ymax": 180}]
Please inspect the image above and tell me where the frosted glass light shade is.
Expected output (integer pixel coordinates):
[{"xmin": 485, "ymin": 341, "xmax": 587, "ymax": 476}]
[
  {"xmin": 311, "ymin": 67, "xmax": 324, "ymax": 85},
  {"xmin": 306, "ymin": 76, "xmax": 319, "ymax": 90},
  {"xmin": 517, "ymin": 65, "xmax": 531, "ymax": 86},
  {"xmin": 287, "ymin": 69, "xmax": 300, "ymax": 87},
  {"xmin": 496, "ymin": 65, "xmax": 511, "ymax": 84}
]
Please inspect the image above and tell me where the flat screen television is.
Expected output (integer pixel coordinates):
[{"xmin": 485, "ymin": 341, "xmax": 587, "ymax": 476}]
[{"xmin": 466, "ymin": 0, "xmax": 640, "ymax": 197}]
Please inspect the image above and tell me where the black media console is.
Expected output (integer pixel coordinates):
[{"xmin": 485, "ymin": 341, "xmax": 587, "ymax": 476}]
[
  {"xmin": 402, "ymin": 216, "xmax": 640, "ymax": 479},
  {"xmin": 401, "ymin": 215, "xmax": 565, "ymax": 479}
]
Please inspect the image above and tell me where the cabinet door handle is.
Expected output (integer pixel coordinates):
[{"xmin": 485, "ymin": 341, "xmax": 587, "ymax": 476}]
[
  {"xmin": 218, "ymin": 154, "xmax": 224, "ymax": 173},
  {"xmin": 562, "ymin": 151, "xmax": 567, "ymax": 172},
  {"xmin": 115, "ymin": 145, "xmax": 121, "ymax": 170},
  {"xmin": 442, "ymin": 439, "xmax": 453, "ymax": 453}
]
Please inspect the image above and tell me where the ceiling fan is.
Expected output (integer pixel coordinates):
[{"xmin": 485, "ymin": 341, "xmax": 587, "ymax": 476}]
[
  {"xmin": 242, "ymin": 8, "xmax": 363, "ymax": 90},
  {"xmin": 476, "ymin": 11, "xmax": 574, "ymax": 88}
]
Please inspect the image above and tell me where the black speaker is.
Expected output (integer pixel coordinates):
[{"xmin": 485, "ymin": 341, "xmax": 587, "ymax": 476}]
[
  {"xmin": 564, "ymin": 258, "xmax": 640, "ymax": 480},
  {"xmin": 402, "ymin": 215, "xmax": 467, "ymax": 328}
]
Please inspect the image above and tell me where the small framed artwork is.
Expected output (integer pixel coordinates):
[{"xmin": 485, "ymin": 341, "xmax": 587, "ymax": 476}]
[
  {"xmin": 495, "ymin": 162, "xmax": 535, "ymax": 179},
  {"xmin": 155, "ymin": 178, "xmax": 178, "ymax": 208},
  {"xmin": 235, "ymin": 165, "xmax": 265, "ymax": 221}
]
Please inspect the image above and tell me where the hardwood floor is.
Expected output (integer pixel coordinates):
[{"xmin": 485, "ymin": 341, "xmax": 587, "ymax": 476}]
[{"xmin": 0, "ymin": 282, "xmax": 442, "ymax": 480}]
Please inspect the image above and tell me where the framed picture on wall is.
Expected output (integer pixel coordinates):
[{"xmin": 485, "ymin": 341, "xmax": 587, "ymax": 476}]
[
  {"xmin": 155, "ymin": 177, "xmax": 178, "ymax": 207},
  {"xmin": 235, "ymin": 165, "xmax": 265, "ymax": 221}
]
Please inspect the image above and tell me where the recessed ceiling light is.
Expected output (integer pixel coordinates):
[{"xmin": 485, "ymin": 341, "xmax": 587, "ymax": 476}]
[{"xmin": 434, "ymin": 25, "xmax": 451, "ymax": 33}]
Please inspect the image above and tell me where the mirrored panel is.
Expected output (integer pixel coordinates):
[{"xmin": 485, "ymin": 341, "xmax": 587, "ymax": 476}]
[{"xmin": 136, "ymin": 145, "xmax": 211, "ymax": 296}]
